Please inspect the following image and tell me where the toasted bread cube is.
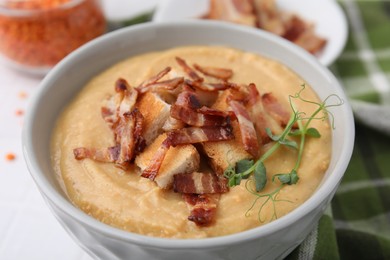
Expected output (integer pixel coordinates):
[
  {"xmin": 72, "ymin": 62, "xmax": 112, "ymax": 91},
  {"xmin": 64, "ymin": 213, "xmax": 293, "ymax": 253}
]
[
  {"xmin": 135, "ymin": 134, "xmax": 200, "ymax": 189},
  {"xmin": 137, "ymin": 92, "xmax": 171, "ymax": 145}
]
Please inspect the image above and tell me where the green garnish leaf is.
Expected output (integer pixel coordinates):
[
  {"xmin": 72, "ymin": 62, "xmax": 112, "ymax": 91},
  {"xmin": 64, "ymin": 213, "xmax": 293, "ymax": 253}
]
[
  {"xmin": 254, "ymin": 162, "xmax": 267, "ymax": 192},
  {"xmin": 273, "ymin": 173, "xmax": 291, "ymax": 184},
  {"xmin": 288, "ymin": 129, "xmax": 302, "ymax": 136},
  {"xmin": 272, "ymin": 170, "xmax": 299, "ymax": 185},
  {"xmin": 266, "ymin": 128, "xmax": 280, "ymax": 141},
  {"xmin": 228, "ymin": 175, "xmax": 237, "ymax": 187},
  {"xmin": 290, "ymin": 170, "xmax": 299, "ymax": 184},
  {"xmin": 236, "ymin": 159, "xmax": 254, "ymax": 174},
  {"xmin": 234, "ymin": 174, "xmax": 243, "ymax": 186},
  {"xmin": 306, "ymin": 127, "xmax": 321, "ymax": 138},
  {"xmin": 279, "ymin": 139, "xmax": 298, "ymax": 149}
]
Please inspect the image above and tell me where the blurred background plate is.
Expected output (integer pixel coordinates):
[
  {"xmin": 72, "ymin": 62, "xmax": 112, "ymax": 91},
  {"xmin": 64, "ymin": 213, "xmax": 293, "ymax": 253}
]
[{"xmin": 153, "ymin": 0, "xmax": 348, "ymax": 67}]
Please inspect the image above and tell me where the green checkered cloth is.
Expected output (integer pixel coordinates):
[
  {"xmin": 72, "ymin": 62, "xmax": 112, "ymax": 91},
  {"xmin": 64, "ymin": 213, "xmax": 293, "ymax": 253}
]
[{"xmin": 288, "ymin": 0, "xmax": 390, "ymax": 259}]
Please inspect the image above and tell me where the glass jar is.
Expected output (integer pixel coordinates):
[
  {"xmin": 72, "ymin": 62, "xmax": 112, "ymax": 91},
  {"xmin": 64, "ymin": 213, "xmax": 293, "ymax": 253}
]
[{"xmin": 0, "ymin": 0, "xmax": 106, "ymax": 75}]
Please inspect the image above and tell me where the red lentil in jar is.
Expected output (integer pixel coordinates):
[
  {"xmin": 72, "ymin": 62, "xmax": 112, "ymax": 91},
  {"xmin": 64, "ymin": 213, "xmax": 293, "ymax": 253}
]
[{"xmin": 0, "ymin": 0, "xmax": 106, "ymax": 72}]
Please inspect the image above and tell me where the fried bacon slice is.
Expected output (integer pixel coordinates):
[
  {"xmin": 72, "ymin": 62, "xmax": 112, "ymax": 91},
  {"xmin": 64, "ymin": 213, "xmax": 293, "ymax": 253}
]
[
  {"xmin": 137, "ymin": 67, "xmax": 171, "ymax": 89},
  {"xmin": 183, "ymin": 194, "xmax": 220, "ymax": 226},
  {"xmin": 186, "ymin": 79, "xmax": 234, "ymax": 92},
  {"xmin": 246, "ymin": 83, "xmax": 292, "ymax": 144},
  {"xmin": 168, "ymin": 126, "xmax": 234, "ymax": 146},
  {"xmin": 171, "ymin": 86, "xmax": 233, "ymax": 127},
  {"xmin": 261, "ymin": 92, "xmax": 291, "ymax": 127},
  {"xmin": 193, "ymin": 64, "xmax": 233, "ymax": 81},
  {"xmin": 101, "ymin": 78, "xmax": 137, "ymax": 129},
  {"xmin": 76, "ymin": 79, "xmax": 145, "ymax": 169},
  {"xmin": 206, "ymin": 0, "xmax": 257, "ymax": 26},
  {"xmin": 252, "ymin": 0, "xmax": 285, "ymax": 35},
  {"xmin": 75, "ymin": 108, "xmax": 145, "ymax": 169},
  {"xmin": 293, "ymin": 27, "xmax": 327, "ymax": 54},
  {"xmin": 176, "ymin": 58, "xmax": 234, "ymax": 92},
  {"xmin": 114, "ymin": 109, "xmax": 146, "ymax": 168},
  {"xmin": 228, "ymin": 99, "xmax": 260, "ymax": 158},
  {"xmin": 162, "ymin": 116, "xmax": 186, "ymax": 131},
  {"xmin": 173, "ymin": 172, "xmax": 228, "ymax": 194},
  {"xmin": 140, "ymin": 137, "xmax": 171, "ymax": 180},
  {"xmin": 73, "ymin": 146, "xmax": 119, "ymax": 163},
  {"xmin": 136, "ymin": 77, "xmax": 184, "ymax": 94},
  {"xmin": 175, "ymin": 57, "xmax": 203, "ymax": 82}
]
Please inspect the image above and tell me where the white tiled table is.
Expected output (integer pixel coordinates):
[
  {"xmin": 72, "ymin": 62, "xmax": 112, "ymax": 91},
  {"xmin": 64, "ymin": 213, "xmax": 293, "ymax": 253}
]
[{"xmin": 0, "ymin": 65, "xmax": 93, "ymax": 260}]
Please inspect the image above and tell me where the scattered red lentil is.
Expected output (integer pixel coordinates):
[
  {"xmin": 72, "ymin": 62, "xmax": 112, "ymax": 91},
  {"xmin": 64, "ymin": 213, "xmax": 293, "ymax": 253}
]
[
  {"xmin": 18, "ymin": 91, "xmax": 28, "ymax": 99},
  {"xmin": 5, "ymin": 153, "xmax": 16, "ymax": 161},
  {"xmin": 0, "ymin": 0, "xmax": 106, "ymax": 67},
  {"xmin": 15, "ymin": 109, "xmax": 24, "ymax": 116}
]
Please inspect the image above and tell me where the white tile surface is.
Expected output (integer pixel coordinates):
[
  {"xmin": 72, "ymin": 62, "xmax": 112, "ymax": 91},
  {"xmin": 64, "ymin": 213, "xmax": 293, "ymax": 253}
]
[{"xmin": 0, "ymin": 62, "xmax": 92, "ymax": 260}]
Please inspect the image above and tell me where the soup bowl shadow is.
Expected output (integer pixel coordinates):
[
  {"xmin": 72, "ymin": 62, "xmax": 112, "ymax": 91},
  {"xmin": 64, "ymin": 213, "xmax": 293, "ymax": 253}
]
[{"xmin": 22, "ymin": 21, "xmax": 354, "ymax": 260}]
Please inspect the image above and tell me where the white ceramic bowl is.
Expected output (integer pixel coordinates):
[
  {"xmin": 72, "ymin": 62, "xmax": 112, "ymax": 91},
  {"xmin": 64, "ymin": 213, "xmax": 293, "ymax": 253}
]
[
  {"xmin": 153, "ymin": 0, "xmax": 348, "ymax": 67},
  {"xmin": 23, "ymin": 21, "xmax": 354, "ymax": 260}
]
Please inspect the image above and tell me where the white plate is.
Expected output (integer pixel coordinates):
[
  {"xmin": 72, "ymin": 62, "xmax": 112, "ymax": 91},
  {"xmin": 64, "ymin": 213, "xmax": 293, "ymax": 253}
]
[{"xmin": 153, "ymin": 0, "xmax": 348, "ymax": 66}]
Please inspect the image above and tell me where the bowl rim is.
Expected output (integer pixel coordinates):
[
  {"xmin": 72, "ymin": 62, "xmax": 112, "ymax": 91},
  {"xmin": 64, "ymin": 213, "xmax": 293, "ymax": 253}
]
[{"xmin": 22, "ymin": 20, "xmax": 355, "ymax": 249}]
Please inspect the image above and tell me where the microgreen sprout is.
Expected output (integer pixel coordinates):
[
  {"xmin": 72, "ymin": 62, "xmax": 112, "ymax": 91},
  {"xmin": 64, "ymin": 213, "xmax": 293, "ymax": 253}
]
[{"xmin": 224, "ymin": 85, "xmax": 343, "ymax": 222}]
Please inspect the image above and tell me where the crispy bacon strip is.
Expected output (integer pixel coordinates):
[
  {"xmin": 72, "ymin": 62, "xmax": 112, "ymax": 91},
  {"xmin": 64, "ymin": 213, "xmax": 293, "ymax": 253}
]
[
  {"xmin": 101, "ymin": 78, "xmax": 138, "ymax": 130},
  {"xmin": 78, "ymin": 79, "xmax": 145, "ymax": 168},
  {"xmin": 193, "ymin": 64, "xmax": 233, "ymax": 81},
  {"xmin": 253, "ymin": 0, "xmax": 285, "ymax": 35},
  {"xmin": 101, "ymin": 96, "xmax": 119, "ymax": 128},
  {"xmin": 171, "ymin": 87, "xmax": 232, "ymax": 127},
  {"xmin": 171, "ymin": 105, "xmax": 232, "ymax": 127},
  {"xmin": 246, "ymin": 83, "xmax": 292, "ymax": 143},
  {"xmin": 229, "ymin": 99, "xmax": 260, "ymax": 158},
  {"xmin": 186, "ymin": 79, "xmax": 233, "ymax": 92},
  {"xmin": 136, "ymin": 77, "xmax": 184, "ymax": 94},
  {"xmin": 198, "ymin": 106, "xmax": 236, "ymax": 118},
  {"xmin": 114, "ymin": 109, "xmax": 145, "ymax": 168},
  {"xmin": 246, "ymin": 83, "xmax": 274, "ymax": 143},
  {"xmin": 262, "ymin": 93, "xmax": 291, "ymax": 127},
  {"xmin": 173, "ymin": 172, "xmax": 228, "ymax": 194},
  {"xmin": 137, "ymin": 67, "xmax": 171, "ymax": 90},
  {"xmin": 282, "ymin": 15, "xmax": 307, "ymax": 42},
  {"xmin": 183, "ymin": 194, "xmax": 220, "ymax": 226},
  {"xmin": 118, "ymin": 86, "xmax": 139, "ymax": 129},
  {"xmin": 293, "ymin": 27, "xmax": 327, "ymax": 54},
  {"xmin": 73, "ymin": 146, "xmax": 119, "ymax": 163},
  {"xmin": 168, "ymin": 126, "xmax": 234, "ymax": 147},
  {"xmin": 175, "ymin": 57, "xmax": 203, "ymax": 82},
  {"xmin": 207, "ymin": 0, "xmax": 256, "ymax": 26},
  {"xmin": 140, "ymin": 137, "xmax": 171, "ymax": 180},
  {"xmin": 162, "ymin": 116, "xmax": 186, "ymax": 131}
]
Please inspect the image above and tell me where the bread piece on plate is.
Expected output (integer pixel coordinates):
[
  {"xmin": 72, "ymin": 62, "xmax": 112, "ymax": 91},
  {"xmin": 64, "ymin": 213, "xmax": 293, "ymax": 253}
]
[
  {"xmin": 202, "ymin": 89, "xmax": 252, "ymax": 175},
  {"xmin": 135, "ymin": 134, "xmax": 200, "ymax": 189},
  {"xmin": 137, "ymin": 92, "xmax": 171, "ymax": 145}
]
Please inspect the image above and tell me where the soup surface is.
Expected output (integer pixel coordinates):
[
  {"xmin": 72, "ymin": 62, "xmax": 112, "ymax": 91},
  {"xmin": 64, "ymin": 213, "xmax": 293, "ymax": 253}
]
[{"xmin": 51, "ymin": 46, "xmax": 331, "ymax": 238}]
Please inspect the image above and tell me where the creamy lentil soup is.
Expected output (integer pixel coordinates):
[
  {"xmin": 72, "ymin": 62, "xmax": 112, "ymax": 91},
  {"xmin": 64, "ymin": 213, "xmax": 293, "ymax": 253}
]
[{"xmin": 51, "ymin": 46, "xmax": 331, "ymax": 238}]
